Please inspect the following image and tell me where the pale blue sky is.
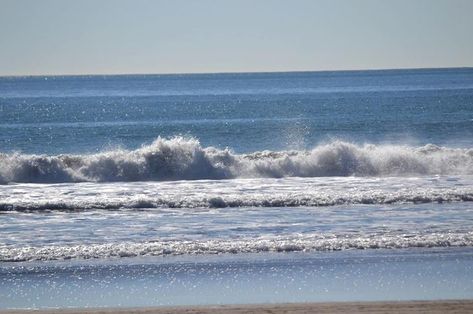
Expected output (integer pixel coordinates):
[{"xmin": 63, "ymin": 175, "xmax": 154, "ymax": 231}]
[{"xmin": 0, "ymin": 0, "xmax": 472, "ymax": 76}]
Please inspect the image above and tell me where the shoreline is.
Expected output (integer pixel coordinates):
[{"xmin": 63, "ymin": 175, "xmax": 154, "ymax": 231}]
[
  {"xmin": 2, "ymin": 300, "xmax": 473, "ymax": 314},
  {"xmin": 2, "ymin": 248, "xmax": 473, "ymax": 309}
]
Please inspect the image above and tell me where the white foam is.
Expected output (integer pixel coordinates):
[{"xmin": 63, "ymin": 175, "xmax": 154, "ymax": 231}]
[
  {"xmin": 1, "ymin": 176, "xmax": 472, "ymax": 211},
  {"xmin": 1, "ymin": 137, "xmax": 473, "ymax": 184},
  {"xmin": 1, "ymin": 176, "xmax": 472, "ymax": 262},
  {"xmin": 2, "ymin": 232, "xmax": 472, "ymax": 262}
]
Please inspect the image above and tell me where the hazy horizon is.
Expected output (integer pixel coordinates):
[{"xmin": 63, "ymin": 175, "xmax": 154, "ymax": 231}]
[
  {"xmin": 1, "ymin": 66, "xmax": 472, "ymax": 78},
  {"xmin": 1, "ymin": 0, "xmax": 472, "ymax": 76}
]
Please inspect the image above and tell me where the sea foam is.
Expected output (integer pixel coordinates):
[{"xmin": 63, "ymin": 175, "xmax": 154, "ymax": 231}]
[
  {"xmin": 1, "ymin": 137, "xmax": 473, "ymax": 184},
  {"xmin": 2, "ymin": 232, "xmax": 472, "ymax": 262}
]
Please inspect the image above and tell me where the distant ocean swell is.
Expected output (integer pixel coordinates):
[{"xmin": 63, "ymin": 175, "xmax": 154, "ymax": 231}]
[
  {"xmin": 2, "ymin": 232, "xmax": 472, "ymax": 262},
  {"xmin": 1, "ymin": 137, "xmax": 473, "ymax": 184}
]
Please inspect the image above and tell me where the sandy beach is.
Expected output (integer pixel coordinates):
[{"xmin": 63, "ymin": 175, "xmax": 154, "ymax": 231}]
[{"xmin": 2, "ymin": 300, "xmax": 473, "ymax": 314}]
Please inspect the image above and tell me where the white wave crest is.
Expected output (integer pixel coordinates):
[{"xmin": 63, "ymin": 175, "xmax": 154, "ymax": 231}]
[
  {"xmin": 1, "ymin": 137, "xmax": 473, "ymax": 183},
  {"xmin": 2, "ymin": 232, "xmax": 472, "ymax": 262},
  {"xmin": 1, "ymin": 189, "xmax": 472, "ymax": 211}
]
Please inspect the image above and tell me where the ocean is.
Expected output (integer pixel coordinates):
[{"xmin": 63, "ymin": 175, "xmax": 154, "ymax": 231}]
[{"xmin": 1, "ymin": 68, "xmax": 473, "ymax": 308}]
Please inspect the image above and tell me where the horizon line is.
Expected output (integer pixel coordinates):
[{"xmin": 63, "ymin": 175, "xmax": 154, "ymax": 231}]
[{"xmin": 1, "ymin": 66, "xmax": 472, "ymax": 78}]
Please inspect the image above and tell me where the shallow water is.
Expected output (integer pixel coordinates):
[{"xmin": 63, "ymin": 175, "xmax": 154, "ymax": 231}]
[
  {"xmin": 1, "ymin": 248, "xmax": 472, "ymax": 309},
  {"xmin": 1, "ymin": 177, "xmax": 473, "ymax": 261}
]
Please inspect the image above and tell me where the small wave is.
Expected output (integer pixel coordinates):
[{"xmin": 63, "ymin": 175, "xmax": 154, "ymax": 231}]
[
  {"xmin": 1, "ymin": 189, "xmax": 472, "ymax": 211},
  {"xmin": 2, "ymin": 233, "xmax": 472, "ymax": 262},
  {"xmin": 1, "ymin": 137, "xmax": 473, "ymax": 183}
]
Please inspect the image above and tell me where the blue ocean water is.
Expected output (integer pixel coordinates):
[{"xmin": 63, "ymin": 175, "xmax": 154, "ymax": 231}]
[
  {"xmin": 0, "ymin": 68, "xmax": 473, "ymax": 260},
  {"xmin": 1, "ymin": 68, "xmax": 473, "ymax": 308},
  {"xmin": 1, "ymin": 68, "xmax": 472, "ymax": 155}
]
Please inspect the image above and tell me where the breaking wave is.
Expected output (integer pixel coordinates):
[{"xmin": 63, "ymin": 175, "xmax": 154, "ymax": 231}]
[
  {"xmin": 1, "ymin": 190, "xmax": 473, "ymax": 212},
  {"xmin": 2, "ymin": 233, "xmax": 472, "ymax": 262},
  {"xmin": 1, "ymin": 137, "xmax": 473, "ymax": 184}
]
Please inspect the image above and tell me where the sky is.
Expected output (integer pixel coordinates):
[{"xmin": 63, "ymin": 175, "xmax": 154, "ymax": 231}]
[{"xmin": 0, "ymin": 0, "xmax": 472, "ymax": 76}]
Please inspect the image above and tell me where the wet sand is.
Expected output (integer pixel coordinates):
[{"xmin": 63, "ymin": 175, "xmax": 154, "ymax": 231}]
[{"xmin": 2, "ymin": 300, "xmax": 473, "ymax": 314}]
